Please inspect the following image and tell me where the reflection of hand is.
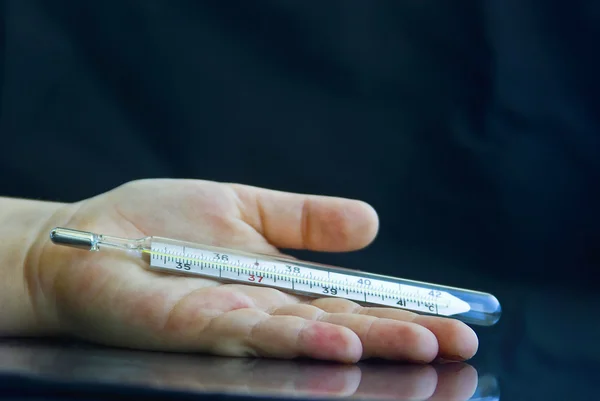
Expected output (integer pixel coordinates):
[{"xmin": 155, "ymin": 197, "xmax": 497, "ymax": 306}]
[
  {"xmin": 356, "ymin": 363, "xmax": 479, "ymax": 401},
  {"xmin": 29, "ymin": 179, "xmax": 477, "ymax": 363},
  {"xmin": 0, "ymin": 340, "xmax": 480, "ymax": 400},
  {"xmin": 148, "ymin": 358, "xmax": 480, "ymax": 400}
]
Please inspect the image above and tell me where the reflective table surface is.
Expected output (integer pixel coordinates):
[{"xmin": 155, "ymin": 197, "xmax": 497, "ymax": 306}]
[
  {"xmin": 0, "ymin": 339, "xmax": 496, "ymax": 401},
  {"xmin": 0, "ymin": 281, "xmax": 597, "ymax": 401}
]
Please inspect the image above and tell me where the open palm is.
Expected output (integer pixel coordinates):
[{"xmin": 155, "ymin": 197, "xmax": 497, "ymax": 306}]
[{"xmin": 31, "ymin": 179, "xmax": 478, "ymax": 363}]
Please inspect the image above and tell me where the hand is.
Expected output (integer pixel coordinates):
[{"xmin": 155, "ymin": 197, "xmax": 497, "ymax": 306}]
[{"xmin": 28, "ymin": 179, "xmax": 478, "ymax": 363}]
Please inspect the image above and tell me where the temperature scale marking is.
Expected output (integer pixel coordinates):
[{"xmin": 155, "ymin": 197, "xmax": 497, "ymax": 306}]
[{"xmin": 144, "ymin": 243, "xmax": 470, "ymax": 317}]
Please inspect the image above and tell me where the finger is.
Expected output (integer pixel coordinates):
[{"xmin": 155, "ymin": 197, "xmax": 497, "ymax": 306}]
[
  {"xmin": 270, "ymin": 304, "xmax": 439, "ymax": 362},
  {"xmin": 357, "ymin": 310, "xmax": 478, "ymax": 361},
  {"xmin": 411, "ymin": 316, "xmax": 478, "ymax": 361},
  {"xmin": 310, "ymin": 298, "xmax": 479, "ymax": 361},
  {"xmin": 227, "ymin": 183, "xmax": 379, "ymax": 252},
  {"xmin": 429, "ymin": 363, "xmax": 478, "ymax": 401},
  {"xmin": 197, "ymin": 308, "xmax": 363, "ymax": 363}
]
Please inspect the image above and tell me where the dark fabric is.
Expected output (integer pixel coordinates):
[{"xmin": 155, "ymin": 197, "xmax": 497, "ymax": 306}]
[{"xmin": 1, "ymin": 0, "xmax": 598, "ymax": 293}]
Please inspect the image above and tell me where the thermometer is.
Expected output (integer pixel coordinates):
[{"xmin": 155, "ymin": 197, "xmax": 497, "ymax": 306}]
[{"xmin": 49, "ymin": 227, "xmax": 501, "ymax": 326}]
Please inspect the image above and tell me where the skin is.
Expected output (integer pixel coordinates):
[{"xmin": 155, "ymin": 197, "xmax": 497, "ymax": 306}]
[{"xmin": 1, "ymin": 179, "xmax": 478, "ymax": 363}]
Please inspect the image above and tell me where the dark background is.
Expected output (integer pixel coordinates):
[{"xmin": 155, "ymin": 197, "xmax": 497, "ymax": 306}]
[{"xmin": 1, "ymin": 0, "xmax": 599, "ymax": 399}]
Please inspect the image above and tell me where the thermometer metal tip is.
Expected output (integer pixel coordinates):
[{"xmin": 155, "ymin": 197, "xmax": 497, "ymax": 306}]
[{"xmin": 50, "ymin": 227, "xmax": 98, "ymax": 250}]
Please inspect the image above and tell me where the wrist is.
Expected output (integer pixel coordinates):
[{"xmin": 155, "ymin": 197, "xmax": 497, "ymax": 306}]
[{"xmin": 0, "ymin": 197, "xmax": 69, "ymax": 336}]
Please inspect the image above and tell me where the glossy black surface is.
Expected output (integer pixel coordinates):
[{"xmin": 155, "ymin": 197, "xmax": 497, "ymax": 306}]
[
  {"xmin": 0, "ymin": 280, "xmax": 597, "ymax": 401},
  {"xmin": 0, "ymin": 338, "xmax": 496, "ymax": 401}
]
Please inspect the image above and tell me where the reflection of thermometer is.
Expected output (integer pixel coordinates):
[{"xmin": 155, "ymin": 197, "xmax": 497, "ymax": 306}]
[
  {"xmin": 49, "ymin": 227, "xmax": 501, "ymax": 326},
  {"xmin": 470, "ymin": 375, "xmax": 501, "ymax": 401}
]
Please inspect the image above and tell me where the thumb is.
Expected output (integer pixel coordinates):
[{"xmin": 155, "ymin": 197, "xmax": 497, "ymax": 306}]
[{"xmin": 227, "ymin": 183, "xmax": 379, "ymax": 252}]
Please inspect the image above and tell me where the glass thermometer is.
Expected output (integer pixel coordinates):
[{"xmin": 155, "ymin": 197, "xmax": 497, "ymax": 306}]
[{"xmin": 49, "ymin": 227, "xmax": 501, "ymax": 326}]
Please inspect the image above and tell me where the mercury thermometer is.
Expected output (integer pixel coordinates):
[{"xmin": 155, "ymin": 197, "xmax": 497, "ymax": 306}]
[{"xmin": 49, "ymin": 227, "xmax": 501, "ymax": 326}]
